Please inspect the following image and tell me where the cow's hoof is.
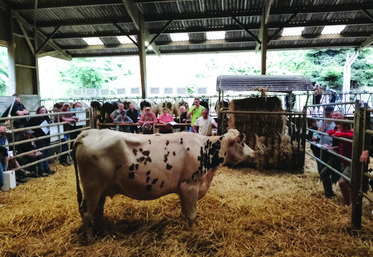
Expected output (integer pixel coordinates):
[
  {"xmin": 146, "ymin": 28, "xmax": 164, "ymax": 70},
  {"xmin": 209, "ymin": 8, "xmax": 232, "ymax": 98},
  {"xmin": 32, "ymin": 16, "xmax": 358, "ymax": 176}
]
[{"xmin": 187, "ymin": 217, "xmax": 199, "ymax": 227}]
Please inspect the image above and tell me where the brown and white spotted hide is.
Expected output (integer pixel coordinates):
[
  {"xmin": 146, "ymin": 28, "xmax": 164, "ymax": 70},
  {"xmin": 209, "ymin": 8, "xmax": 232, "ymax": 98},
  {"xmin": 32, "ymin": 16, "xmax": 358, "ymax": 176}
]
[{"xmin": 73, "ymin": 128, "xmax": 254, "ymax": 241}]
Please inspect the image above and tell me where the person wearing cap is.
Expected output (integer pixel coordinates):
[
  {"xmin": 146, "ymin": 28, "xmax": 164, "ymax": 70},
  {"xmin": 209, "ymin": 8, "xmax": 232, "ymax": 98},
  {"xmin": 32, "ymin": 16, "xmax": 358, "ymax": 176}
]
[
  {"xmin": 139, "ymin": 107, "xmax": 157, "ymax": 134},
  {"xmin": 187, "ymin": 98, "xmax": 205, "ymax": 133},
  {"xmin": 16, "ymin": 129, "xmax": 45, "ymax": 178}
]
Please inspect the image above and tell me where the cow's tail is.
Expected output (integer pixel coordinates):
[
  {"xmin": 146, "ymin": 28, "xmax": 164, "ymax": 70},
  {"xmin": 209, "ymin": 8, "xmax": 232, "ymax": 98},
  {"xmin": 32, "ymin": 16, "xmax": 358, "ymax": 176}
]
[{"xmin": 72, "ymin": 140, "xmax": 83, "ymax": 208}]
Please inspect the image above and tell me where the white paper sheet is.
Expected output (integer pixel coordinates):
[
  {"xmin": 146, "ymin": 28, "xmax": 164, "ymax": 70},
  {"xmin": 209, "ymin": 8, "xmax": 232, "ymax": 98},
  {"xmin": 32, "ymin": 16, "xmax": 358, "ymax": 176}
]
[{"xmin": 40, "ymin": 120, "xmax": 50, "ymax": 135}]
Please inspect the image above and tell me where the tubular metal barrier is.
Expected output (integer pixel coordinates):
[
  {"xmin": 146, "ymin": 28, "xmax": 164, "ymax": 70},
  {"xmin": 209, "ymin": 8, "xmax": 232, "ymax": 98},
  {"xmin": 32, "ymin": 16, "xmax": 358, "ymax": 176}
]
[{"xmin": 0, "ymin": 108, "xmax": 92, "ymax": 176}]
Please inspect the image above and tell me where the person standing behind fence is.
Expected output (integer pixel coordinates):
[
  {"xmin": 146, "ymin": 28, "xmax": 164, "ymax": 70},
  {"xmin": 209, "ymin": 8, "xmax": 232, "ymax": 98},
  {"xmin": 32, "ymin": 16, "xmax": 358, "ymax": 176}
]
[
  {"xmin": 126, "ymin": 103, "xmax": 140, "ymax": 133},
  {"xmin": 187, "ymin": 98, "xmax": 204, "ymax": 133},
  {"xmin": 70, "ymin": 102, "xmax": 84, "ymax": 145},
  {"xmin": 328, "ymin": 122, "xmax": 354, "ymax": 205},
  {"xmin": 28, "ymin": 106, "xmax": 53, "ymax": 175},
  {"xmin": 313, "ymin": 84, "xmax": 323, "ymax": 114},
  {"xmin": 2, "ymin": 94, "xmax": 29, "ymax": 129},
  {"xmin": 315, "ymin": 107, "xmax": 336, "ymax": 197},
  {"xmin": 179, "ymin": 106, "xmax": 189, "ymax": 132},
  {"xmin": 193, "ymin": 108, "xmax": 218, "ymax": 136},
  {"xmin": 59, "ymin": 103, "xmax": 78, "ymax": 166}
]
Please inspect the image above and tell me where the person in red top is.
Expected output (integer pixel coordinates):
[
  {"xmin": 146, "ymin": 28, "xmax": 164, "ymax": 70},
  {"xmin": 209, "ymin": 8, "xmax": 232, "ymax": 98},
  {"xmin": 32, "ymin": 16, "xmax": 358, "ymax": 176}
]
[
  {"xmin": 158, "ymin": 108, "xmax": 174, "ymax": 134},
  {"xmin": 327, "ymin": 122, "xmax": 353, "ymax": 206}
]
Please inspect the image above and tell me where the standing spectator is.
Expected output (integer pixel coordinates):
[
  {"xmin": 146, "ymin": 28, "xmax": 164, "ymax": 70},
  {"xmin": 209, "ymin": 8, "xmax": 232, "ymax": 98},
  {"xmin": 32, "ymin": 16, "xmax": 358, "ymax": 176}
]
[
  {"xmin": 193, "ymin": 108, "xmax": 218, "ymax": 136},
  {"xmin": 328, "ymin": 122, "xmax": 354, "ymax": 205},
  {"xmin": 313, "ymin": 84, "xmax": 323, "ymax": 114},
  {"xmin": 285, "ymin": 92, "xmax": 296, "ymax": 111},
  {"xmin": 60, "ymin": 103, "xmax": 78, "ymax": 166},
  {"xmin": 330, "ymin": 91, "xmax": 337, "ymax": 104},
  {"xmin": 139, "ymin": 107, "xmax": 157, "ymax": 134},
  {"xmin": 179, "ymin": 106, "xmax": 189, "ymax": 132},
  {"xmin": 16, "ymin": 130, "xmax": 44, "ymax": 177},
  {"xmin": 2, "ymin": 93, "xmax": 29, "ymax": 129},
  {"xmin": 70, "ymin": 102, "xmax": 85, "ymax": 148},
  {"xmin": 70, "ymin": 102, "xmax": 85, "ymax": 139},
  {"xmin": 126, "ymin": 103, "xmax": 140, "ymax": 133},
  {"xmin": 60, "ymin": 103, "xmax": 79, "ymax": 140},
  {"xmin": 315, "ymin": 107, "xmax": 336, "ymax": 198},
  {"xmin": 28, "ymin": 106, "xmax": 53, "ymax": 175},
  {"xmin": 187, "ymin": 98, "xmax": 205, "ymax": 133},
  {"xmin": 158, "ymin": 108, "xmax": 174, "ymax": 134}
]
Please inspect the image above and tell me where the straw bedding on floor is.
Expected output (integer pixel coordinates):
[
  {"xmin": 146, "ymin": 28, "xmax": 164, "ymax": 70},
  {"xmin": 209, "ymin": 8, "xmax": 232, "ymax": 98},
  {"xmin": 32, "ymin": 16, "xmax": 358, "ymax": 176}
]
[{"xmin": 1, "ymin": 154, "xmax": 373, "ymax": 257}]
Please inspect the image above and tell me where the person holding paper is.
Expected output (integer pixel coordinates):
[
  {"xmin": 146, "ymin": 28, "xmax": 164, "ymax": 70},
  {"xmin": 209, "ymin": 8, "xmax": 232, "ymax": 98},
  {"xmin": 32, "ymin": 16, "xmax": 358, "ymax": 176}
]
[
  {"xmin": 158, "ymin": 107, "xmax": 174, "ymax": 134},
  {"xmin": 28, "ymin": 106, "xmax": 53, "ymax": 175}
]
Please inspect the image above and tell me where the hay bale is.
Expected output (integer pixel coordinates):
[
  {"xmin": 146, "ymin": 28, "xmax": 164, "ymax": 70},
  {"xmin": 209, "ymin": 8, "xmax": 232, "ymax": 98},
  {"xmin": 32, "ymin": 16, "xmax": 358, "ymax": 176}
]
[
  {"xmin": 228, "ymin": 97, "xmax": 292, "ymax": 170},
  {"xmin": 228, "ymin": 97, "xmax": 285, "ymax": 141}
]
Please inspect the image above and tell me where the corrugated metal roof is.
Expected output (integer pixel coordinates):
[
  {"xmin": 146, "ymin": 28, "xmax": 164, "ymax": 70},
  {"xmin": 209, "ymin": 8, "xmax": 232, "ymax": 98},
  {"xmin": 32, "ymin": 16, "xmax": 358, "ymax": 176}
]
[
  {"xmin": 216, "ymin": 75, "xmax": 313, "ymax": 92},
  {"xmin": 2, "ymin": 0, "xmax": 372, "ymax": 58}
]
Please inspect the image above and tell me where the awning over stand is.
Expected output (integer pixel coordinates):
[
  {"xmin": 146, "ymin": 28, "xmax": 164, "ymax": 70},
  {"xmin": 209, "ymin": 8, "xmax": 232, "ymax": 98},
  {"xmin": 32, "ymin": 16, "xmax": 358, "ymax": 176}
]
[{"xmin": 217, "ymin": 75, "xmax": 313, "ymax": 93}]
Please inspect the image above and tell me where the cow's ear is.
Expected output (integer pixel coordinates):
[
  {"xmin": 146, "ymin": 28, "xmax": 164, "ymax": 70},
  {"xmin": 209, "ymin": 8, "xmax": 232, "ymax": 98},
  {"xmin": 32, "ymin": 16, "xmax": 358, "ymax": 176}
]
[{"xmin": 228, "ymin": 138, "xmax": 237, "ymax": 146}]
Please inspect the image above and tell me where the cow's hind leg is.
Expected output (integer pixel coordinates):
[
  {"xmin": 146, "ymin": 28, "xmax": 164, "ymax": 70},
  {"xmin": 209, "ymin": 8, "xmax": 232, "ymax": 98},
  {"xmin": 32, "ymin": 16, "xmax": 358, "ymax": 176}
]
[
  {"xmin": 79, "ymin": 191, "xmax": 103, "ymax": 242},
  {"xmin": 92, "ymin": 195, "xmax": 106, "ymax": 235},
  {"xmin": 179, "ymin": 185, "xmax": 199, "ymax": 226}
]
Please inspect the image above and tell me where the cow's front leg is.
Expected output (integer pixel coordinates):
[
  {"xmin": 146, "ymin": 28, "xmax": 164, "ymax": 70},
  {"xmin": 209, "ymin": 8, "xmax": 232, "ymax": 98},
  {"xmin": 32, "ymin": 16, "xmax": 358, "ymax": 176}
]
[{"xmin": 179, "ymin": 183, "xmax": 199, "ymax": 226}]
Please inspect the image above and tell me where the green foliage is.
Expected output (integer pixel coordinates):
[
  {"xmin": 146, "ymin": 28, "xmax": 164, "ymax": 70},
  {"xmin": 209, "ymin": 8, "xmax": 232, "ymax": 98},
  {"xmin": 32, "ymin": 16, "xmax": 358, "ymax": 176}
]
[
  {"xmin": 0, "ymin": 47, "xmax": 8, "ymax": 95},
  {"xmin": 59, "ymin": 58, "xmax": 131, "ymax": 89},
  {"xmin": 228, "ymin": 63, "xmax": 260, "ymax": 74},
  {"xmin": 187, "ymin": 84, "xmax": 196, "ymax": 95}
]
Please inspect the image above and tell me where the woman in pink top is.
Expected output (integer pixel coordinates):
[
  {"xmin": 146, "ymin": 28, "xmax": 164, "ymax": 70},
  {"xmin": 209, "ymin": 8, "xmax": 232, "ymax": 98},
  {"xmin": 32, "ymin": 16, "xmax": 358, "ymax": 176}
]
[{"xmin": 158, "ymin": 108, "xmax": 174, "ymax": 134}]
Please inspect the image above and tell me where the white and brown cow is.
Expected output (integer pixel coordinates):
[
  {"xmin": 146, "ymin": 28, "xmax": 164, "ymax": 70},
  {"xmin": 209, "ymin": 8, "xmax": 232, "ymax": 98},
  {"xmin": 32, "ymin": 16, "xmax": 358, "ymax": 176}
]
[{"xmin": 73, "ymin": 129, "xmax": 254, "ymax": 241}]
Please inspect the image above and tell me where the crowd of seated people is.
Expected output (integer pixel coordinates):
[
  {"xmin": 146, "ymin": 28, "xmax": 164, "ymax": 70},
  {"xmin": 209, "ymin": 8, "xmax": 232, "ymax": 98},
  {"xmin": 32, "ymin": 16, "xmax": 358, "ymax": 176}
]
[{"xmin": 103, "ymin": 99, "xmax": 220, "ymax": 135}]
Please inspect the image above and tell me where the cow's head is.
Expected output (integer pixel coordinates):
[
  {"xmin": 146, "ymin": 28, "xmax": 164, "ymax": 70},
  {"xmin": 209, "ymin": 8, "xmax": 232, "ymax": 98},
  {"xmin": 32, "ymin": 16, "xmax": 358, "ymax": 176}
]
[{"xmin": 222, "ymin": 129, "xmax": 255, "ymax": 164}]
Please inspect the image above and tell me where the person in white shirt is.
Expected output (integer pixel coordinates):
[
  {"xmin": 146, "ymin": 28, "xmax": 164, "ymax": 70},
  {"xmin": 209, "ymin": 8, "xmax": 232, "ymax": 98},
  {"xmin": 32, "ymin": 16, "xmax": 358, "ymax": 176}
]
[{"xmin": 193, "ymin": 108, "xmax": 218, "ymax": 136}]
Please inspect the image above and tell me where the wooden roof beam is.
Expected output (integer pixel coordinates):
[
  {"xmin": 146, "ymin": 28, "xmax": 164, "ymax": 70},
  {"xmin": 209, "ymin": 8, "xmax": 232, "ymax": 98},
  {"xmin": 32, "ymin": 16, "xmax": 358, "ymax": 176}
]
[
  {"xmin": 121, "ymin": 0, "xmax": 160, "ymax": 55},
  {"xmin": 12, "ymin": 11, "xmax": 71, "ymax": 60}
]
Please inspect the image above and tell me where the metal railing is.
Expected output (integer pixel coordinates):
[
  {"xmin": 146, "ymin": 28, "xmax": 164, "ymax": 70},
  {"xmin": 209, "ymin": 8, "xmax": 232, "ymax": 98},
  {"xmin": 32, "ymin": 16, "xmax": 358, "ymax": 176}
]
[
  {"xmin": 306, "ymin": 100, "xmax": 370, "ymax": 229},
  {"xmin": 0, "ymin": 109, "xmax": 91, "ymax": 175}
]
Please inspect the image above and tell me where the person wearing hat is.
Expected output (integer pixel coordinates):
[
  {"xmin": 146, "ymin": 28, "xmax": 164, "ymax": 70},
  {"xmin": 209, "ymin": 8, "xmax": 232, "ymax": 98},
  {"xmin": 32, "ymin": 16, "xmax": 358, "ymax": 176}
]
[
  {"xmin": 139, "ymin": 107, "xmax": 157, "ymax": 134},
  {"xmin": 16, "ymin": 129, "xmax": 45, "ymax": 177}
]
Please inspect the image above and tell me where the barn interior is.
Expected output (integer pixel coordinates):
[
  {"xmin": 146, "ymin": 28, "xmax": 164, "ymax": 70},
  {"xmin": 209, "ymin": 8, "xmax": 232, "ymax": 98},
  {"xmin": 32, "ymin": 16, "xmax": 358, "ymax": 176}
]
[{"xmin": 0, "ymin": 1, "xmax": 373, "ymax": 256}]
